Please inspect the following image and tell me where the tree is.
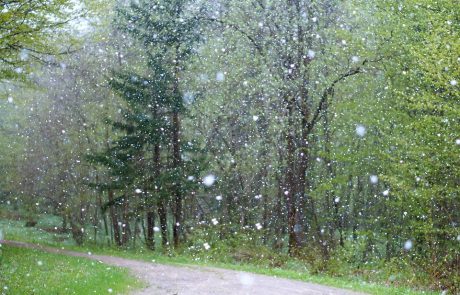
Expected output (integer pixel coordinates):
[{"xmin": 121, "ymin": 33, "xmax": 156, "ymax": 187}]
[
  {"xmin": 115, "ymin": 0, "xmax": 204, "ymax": 247},
  {"xmin": 0, "ymin": 0, "xmax": 77, "ymax": 81},
  {"xmin": 186, "ymin": 0, "xmax": 382, "ymax": 254},
  {"xmin": 375, "ymin": 0, "xmax": 459, "ymax": 289}
]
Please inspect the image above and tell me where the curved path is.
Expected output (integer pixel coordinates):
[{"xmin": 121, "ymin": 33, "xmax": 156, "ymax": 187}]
[{"xmin": 1, "ymin": 240, "xmax": 366, "ymax": 295}]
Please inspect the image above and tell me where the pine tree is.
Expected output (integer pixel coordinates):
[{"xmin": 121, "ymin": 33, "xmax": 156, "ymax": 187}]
[{"xmin": 115, "ymin": 0, "xmax": 204, "ymax": 247}]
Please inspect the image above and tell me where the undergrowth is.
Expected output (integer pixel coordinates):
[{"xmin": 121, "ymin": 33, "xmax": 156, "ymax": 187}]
[{"xmin": 0, "ymin": 210, "xmax": 450, "ymax": 294}]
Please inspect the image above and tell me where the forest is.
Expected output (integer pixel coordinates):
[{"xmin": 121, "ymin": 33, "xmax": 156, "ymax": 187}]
[{"xmin": 0, "ymin": 0, "xmax": 459, "ymax": 294}]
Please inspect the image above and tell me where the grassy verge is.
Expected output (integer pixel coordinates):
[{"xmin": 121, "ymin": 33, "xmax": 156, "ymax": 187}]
[
  {"xmin": 0, "ymin": 214, "xmax": 437, "ymax": 295},
  {"xmin": 0, "ymin": 245, "xmax": 143, "ymax": 295}
]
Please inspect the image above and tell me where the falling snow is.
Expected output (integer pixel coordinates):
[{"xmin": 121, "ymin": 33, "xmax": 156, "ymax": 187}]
[
  {"xmin": 369, "ymin": 175, "xmax": 379, "ymax": 184},
  {"xmin": 404, "ymin": 240, "xmax": 413, "ymax": 251},
  {"xmin": 216, "ymin": 72, "xmax": 225, "ymax": 82},
  {"xmin": 202, "ymin": 174, "xmax": 216, "ymax": 187},
  {"xmin": 356, "ymin": 125, "xmax": 366, "ymax": 137},
  {"xmin": 0, "ymin": 1, "xmax": 457, "ymax": 294}
]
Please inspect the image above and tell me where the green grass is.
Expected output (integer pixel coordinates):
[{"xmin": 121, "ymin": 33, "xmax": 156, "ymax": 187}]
[
  {"xmin": 0, "ymin": 218, "xmax": 75, "ymax": 247},
  {"xmin": 0, "ymin": 212, "xmax": 438, "ymax": 295},
  {"xmin": 0, "ymin": 245, "xmax": 143, "ymax": 295}
]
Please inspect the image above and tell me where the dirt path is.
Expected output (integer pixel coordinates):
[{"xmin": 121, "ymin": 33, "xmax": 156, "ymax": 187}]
[{"xmin": 1, "ymin": 240, "xmax": 366, "ymax": 295}]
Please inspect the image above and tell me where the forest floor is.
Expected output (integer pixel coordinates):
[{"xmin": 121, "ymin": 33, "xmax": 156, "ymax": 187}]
[{"xmin": 1, "ymin": 240, "xmax": 366, "ymax": 295}]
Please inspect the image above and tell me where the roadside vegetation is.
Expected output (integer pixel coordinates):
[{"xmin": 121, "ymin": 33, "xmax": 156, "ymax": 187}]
[
  {"xmin": 0, "ymin": 0, "xmax": 458, "ymax": 294},
  {"xmin": 0, "ymin": 210, "xmax": 437, "ymax": 295}
]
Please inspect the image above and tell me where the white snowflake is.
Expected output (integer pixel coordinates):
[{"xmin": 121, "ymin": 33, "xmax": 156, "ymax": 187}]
[
  {"xmin": 203, "ymin": 174, "xmax": 216, "ymax": 187},
  {"xmin": 370, "ymin": 175, "xmax": 379, "ymax": 184},
  {"xmin": 404, "ymin": 240, "xmax": 413, "ymax": 250},
  {"xmin": 216, "ymin": 72, "xmax": 225, "ymax": 82},
  {"xmin": 356, "ymin": 124, "xmax": 366, "ymax": 137}
]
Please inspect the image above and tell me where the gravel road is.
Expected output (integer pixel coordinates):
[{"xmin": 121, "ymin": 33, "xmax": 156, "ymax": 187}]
[{"xmin": 1, "ymin": 240, "xmax": 367, "ymax": 295}]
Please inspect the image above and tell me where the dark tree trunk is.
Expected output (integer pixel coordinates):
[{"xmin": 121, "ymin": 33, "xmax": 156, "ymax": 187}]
[
  {"xmin": 146, "ymin": 211, "xmax": 155, "ymax": 250},
  {"xmin": 121, "ymin": 197, "xmax": 130, "ymax": 246},
  {"xmin": 108, "ymin": 190, "xmax": 121, "ymax": 247},
  {"xmin": 97, "ymin": 180, "xmax": 110, "ymax": 246},
  {"xmin": 158, "ymin": 199, "xmax": 168, "ymax": 248},
  {"xmin": 172, "ymin": 43, "xmax": 183, "ymax": 248},
  {"xmin": 172, "ymin": 111, "xmax": 182, "ymax": 248},
  {"xmin": 146, "ymin": 142, "xmax": 160, "ymax": 250},
  {"xmin": 286, "ymin": 98, "xmax": 300, "ymax": 255}
]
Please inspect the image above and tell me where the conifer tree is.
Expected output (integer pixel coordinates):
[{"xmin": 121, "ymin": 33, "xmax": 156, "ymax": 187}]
[{"xmin": 115, "ymin": 0, "xmax": 204, "ymax": 247}]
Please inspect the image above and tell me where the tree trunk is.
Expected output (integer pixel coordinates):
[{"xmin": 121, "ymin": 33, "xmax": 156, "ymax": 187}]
[
  {"xmin": 172, "ymin": 111, "xmax": 182, "ymax": 248},
  {"xmin": 146, "ymin": 210, "xmax": 155, "ymax": 250},
  {"xmin": 172, "ymin": 43, "xmax": 183, "ymax": 248},
  {"xmin": 108, "ymin": 190, "xmax": 121, "ymax": 247},
  {"xmin": 121, "ymin": 197, "xmax": 130, "ymax": 246},
  {"xmin": 286, "ymin": 98, "xmax": 300, "ymax": 255},
  {"xmin": 158, "ymin": 199, "xmax": 168, "ymax": 248},
  {"xmin": 147, "ymin": 142, "xmax": 161, "ymax": 250}
]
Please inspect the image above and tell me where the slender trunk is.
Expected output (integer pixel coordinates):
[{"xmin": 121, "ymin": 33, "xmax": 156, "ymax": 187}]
[
  {"xmin": 158, "ymin": 199, "xmax": 168, "ymax": 248},
  {"xmin": 103, "ymin": 208, "xmax": 109, "ymax": 247},
  {"xmin": 286, "ymin": 98, "xmax": 299, "ymax": 255},
  {"xmin": 141, "ymin": 216, "xmax": 147, "ymax": 245},
  {"xmin": 146, "ymin": 142, "xmax": 160, "ymax": 250},
  {"xmin": 146, "ymin": 211, "xmax": 155, "ymax": 250},
  {"xmin": 133, "ymin": 218, "xmax": 140, "ymax": 248},
  {"xmin": 352, "ymin": 176, "xmax": 362, "ymax": 241},
  {"xmin": 272, "ymin": 148, "xmax": 285, "ymax": 250},
  {"xmin": 97, "ymin": 176, "xmax": 109, "ymax": 246},
  {"xmin": 108, "ymin": 190, "xmax": 121, "ymax": 247},
  {"xmin": 323, "ymin": 105, "xmax": 344, "ymax": 247},
  {"xmin": 121, "ymin": 198, "xmax": 130, "ymax": 246},
  {"xmin": 172, "ymin": 44, "xmax": 183, "ymax": 248},
  {"xmin": 104, "ymin": 125, "xmax": 121, "ymax": 246},
  {"xmin": 172, "ymin": 111, "xmax": 182, "ymax": 248},
  {"xmin": 262, "ymin": 193, "xmax": 269, "ymax": 245}
]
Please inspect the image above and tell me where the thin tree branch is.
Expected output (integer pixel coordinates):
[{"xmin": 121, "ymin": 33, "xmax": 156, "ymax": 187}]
[
  {"xmin": 305, "ymin": 61, "xmax": 367, "ymax": 134},
  {"xmin": 197, "ymin": 16, "xmax": 264, "ymax": 55}
]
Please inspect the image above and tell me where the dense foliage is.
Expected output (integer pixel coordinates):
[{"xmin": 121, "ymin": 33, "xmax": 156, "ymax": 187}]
[{"xmin": 0, "ymin": 0, "xmax": 458, "ymax": 292}]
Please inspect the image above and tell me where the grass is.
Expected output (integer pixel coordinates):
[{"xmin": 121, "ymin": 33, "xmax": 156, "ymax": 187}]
[
  {"xmin": 0, "ymin": 211, "xmax": 439, "ymax": 295},
  {"xmin": 0, "ymin": 245, "xmax": 143, "ymax": 295}
]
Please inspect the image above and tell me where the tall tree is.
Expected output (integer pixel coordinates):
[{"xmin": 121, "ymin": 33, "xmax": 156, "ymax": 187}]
[
  {"xmin": 376, "ymin": 0, "xmax": 459, "ymax": 289},
  {"xmin": 115, "ymin": 0, "xmax": 204, "ymax": 247}
]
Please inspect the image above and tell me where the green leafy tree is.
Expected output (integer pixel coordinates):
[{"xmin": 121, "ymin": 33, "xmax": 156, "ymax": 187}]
[
  {"xmin": 115, "ymin": 0, "xmax": 204, "ymax": 247},
  {"xmin": 376, "ymin": 0, "xmax": 459, "ymax": 290},
  {"xmin": 0, "ymin": 0, "xmax": 77, "ymax": 81}
]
